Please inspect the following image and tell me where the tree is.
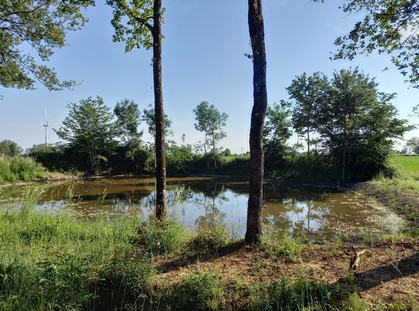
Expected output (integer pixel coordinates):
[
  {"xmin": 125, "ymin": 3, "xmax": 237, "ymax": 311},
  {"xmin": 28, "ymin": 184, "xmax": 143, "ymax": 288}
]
[
  {"xmin": 332, "ymin": 0, "xmax": 419, "ymax": 88},
  {"xmin": 245, "ymin": 0, "xmax": 268, "ymax": 244},
  {"xmin": 55, "ymin": 96, "xmax": 117, "ymax": 174},
  {"xmin": 142, "ymin": 105, "xmax": 173, "ymax": 141},
  {"xmin": 287, "ymin": 72, "xmax": 327, "ymax": 167},
  {"xmin": 113, "ymin": 99, "xmax": 145, "ymax": 173},
  {"xmin": 107, "ymin": 0, "xmax": 167, "ymax": 220},
  {"xmin": 0, "ymin": 139, "xmax": 22, "ymax": 157},
  {"xmin": 406, "ymin": 137, "xmax": 419, "ymax": 154},
  {"xmin": 314, "ymin": 68, "xmax": 413, "ymax": 181},
  {"xmin": 264, "ymin": 100, "xmax": 292, "ymax": 171},
  {"xmin": 193, "ymin": 101, "xmax": 229, "ymax": 155},
  {"xmin": 0, "ymin": 0, "xmax": 92, "ymax": 93},
  {"xmin": 114, "ymin": 99, "xmax": 142, "ymax": 146}
]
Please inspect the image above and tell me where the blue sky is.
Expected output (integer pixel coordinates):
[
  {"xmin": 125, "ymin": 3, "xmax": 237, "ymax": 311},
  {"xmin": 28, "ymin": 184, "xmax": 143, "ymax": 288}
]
[{"xmin": 1, "ymin": 0, "xmax": 418, "ymax": 154}]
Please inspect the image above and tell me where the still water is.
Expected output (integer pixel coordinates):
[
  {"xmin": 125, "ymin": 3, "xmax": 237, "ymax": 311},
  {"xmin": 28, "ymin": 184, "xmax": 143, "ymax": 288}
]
[{"xmin": 0, "ymin": 177, "xmax": 404, "ymax": 240}]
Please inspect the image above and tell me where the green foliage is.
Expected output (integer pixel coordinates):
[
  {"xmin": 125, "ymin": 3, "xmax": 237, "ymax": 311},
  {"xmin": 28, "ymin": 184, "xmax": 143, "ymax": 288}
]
[
  {"xmin": 175, "ymin": 269, "xmax": 225, "ymax": 311},
  {"xmin": 250, "ymin": 274, "xmax": 337, "ymax": 311},
  {"xmin": 261, "ymin": 228, "xmax": 305, "ymax": 262},
  {"xmin": 264, "ymin": 100, "xmax": 292, "ymax": 171},
  {"xmin": 287, "ymin": 68, "xmax": 413, "ymax": 182},
  {"xmin": 106, "ymin": 0, "xmax": 154, "ymax": 52},
  {"xmin": 188, "ymin": 221, "xmax": 229, "ymax": 255},
  {"xmin": 0, "ymin": 155, "xmax": 48, "ymax": 182},
  {"xmin": 27, "ymin": 143, "xmax": 82, "ymax": 172},
  {"xmin": 135, "ymin": 220, "xmax": 189, "ymax": 256},
  {"xmin": 0, "ymin": 202, "xmax": 149, "ymax": 310},
  {"xmin": 55, "ymin": 96, "xmax": 118, "ymax": 174},
  {"xmin": 167, "ymin": 142, "xmax": 196, "ymax": 174},
  {"xmin": 114, "ymin": 98, "xmax": 143, "ymax": 145},
  {"xmin": 142, "ymin": 105, "xmax": 174, "ymax": 140},
  {"xmin": 341, "ymin": 293, "xmax": 370, "ymax": 311},
  {"xmin": 333, "ymin": 0, "xmax": 419, "ymax": 88},
  {"xmin": 0, "ymin": 140, "xmax": 22, "ymax": 157},
  {"xmin": 405, "ymin": 137, "xmax": 419, "ymax": 155},
  {"xmin": 193, "ymin": 101, "xmax": 229, "ymax": 155},
  {"xmin": 0, "ymin": 0, "xmax": 92, "ymax": 92}
]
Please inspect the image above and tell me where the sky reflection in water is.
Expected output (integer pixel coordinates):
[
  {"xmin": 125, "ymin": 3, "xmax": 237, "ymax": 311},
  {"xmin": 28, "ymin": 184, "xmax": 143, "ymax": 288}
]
[{"xmin": 1, "ymin": 177, "xmax": 405, "ymax": 241}]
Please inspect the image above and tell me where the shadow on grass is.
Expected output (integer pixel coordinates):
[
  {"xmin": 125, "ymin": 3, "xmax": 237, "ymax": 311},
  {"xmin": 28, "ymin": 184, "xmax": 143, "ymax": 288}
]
[{"xmin": 156, "ymin": 240, "xmax": 248, "ymax": 273}]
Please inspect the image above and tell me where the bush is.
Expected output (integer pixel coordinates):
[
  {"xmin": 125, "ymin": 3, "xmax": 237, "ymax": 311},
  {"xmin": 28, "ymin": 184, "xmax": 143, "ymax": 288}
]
[{"xmin": 0, "ymin": 155, "xmax": 48, "ymax": 182}]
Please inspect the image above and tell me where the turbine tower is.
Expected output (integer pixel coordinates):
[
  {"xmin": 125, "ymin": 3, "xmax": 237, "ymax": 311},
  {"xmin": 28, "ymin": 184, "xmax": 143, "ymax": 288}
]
[{"xmin": 43, "ymin": 107, "xmax": 49, "ymax": 146}]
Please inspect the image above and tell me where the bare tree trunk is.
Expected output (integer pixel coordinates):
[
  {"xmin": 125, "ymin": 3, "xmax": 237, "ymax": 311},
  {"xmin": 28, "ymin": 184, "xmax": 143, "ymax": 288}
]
[
  {"xmin": 245, "ymin": 0, "xmax": 268, "ymax": 245},
  {"xmin": 153, "ymin": 0, "xmax": 166, "ymax": 220}
]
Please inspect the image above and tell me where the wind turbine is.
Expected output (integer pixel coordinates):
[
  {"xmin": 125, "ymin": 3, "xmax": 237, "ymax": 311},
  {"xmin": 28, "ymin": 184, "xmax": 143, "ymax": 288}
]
[{"xmin": 43, "ymin": 107, "xmax": 49, "ymax": 146}]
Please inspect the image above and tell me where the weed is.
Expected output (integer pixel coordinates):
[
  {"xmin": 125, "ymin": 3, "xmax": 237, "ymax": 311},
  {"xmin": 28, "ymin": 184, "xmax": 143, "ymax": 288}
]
[
  {"xmin": 135, "ymin": 220, "xmax": 190, "ymax": 256},
  {"xmin": 250, "ymin": 273, "xmax": 338, "ymax": 311},
  {"xmin": 188, "ymin": 221, "xmax": 229, "ymax": 256},
  {"xmin": 175, "ymin": 268, "xmax": 225, "ymax": 311},
  {"xmin": 341, "ymin": 293, "xmax": 370, "ymax": 311},
  {"xmin": 261, "ymin": 228, "xmax": 305, "ymax": 262}
]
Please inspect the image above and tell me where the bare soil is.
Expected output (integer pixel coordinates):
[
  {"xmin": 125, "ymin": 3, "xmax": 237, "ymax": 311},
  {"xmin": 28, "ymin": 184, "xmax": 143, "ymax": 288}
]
[{"xmin": 155, "ymin": 240, "xmax": 418, "ymax": 308}]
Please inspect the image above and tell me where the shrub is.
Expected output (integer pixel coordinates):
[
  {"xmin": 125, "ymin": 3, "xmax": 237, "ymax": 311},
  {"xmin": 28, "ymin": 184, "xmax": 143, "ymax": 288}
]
[{"xmin": 0, "ymin": 155, "xmax": 48, "ymax": 182}]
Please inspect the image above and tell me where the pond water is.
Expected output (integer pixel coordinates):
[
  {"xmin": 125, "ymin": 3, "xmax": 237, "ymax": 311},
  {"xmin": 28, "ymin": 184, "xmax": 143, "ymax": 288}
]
[{"xmin": 0, "ymin": 177, "xmax": 405, "ymax": 241}]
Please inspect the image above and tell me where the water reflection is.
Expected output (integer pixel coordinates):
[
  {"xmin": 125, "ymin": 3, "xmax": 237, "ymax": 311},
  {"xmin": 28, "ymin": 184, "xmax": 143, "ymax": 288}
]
[{"xmin": 0, "ymin": 177, "xmax": 404, "ymax": 240}]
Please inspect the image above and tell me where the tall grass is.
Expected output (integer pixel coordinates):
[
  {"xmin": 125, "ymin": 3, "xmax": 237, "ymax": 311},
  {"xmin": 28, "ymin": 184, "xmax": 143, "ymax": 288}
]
[
  {"xmin": 0, "ymin": 199, "xmax": 152, "ymax": 310},
  {"xmin": 0, "ymin": 155, "xmax": 48, "ymax": 182},
  {"xmin": 250, "ymin": 273, "xmax": 338, "ymax": 311}
]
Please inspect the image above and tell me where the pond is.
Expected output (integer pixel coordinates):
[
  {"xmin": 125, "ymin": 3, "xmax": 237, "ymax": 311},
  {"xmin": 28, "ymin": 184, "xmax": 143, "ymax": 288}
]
[{"xmin": 0, "ymin": 176, "xmax": 405, "ymax": 241}]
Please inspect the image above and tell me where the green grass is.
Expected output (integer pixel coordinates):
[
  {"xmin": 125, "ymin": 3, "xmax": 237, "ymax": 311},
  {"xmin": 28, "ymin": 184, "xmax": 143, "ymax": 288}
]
[
  {"xmin": 0, "ymin": 155, "xmax": 48, "ymax": 183},
  {"xmin": 249, "ymin": 273, "xmax": 339, "ymax": 311},
  {"xmin": 0, "ymin": 202, "xmax": 152, "ymax": 310},
  {"xmin": 392, "ymin": 155, "xmax": 419, "ymax": 173},
  {"xmin": 0, "ymin": 184, "xmax": 416, "ymax": 310},
  {"xmin": 174, "ymin": 269, "xmax": 225, "ymax": 310},
  {"xmin": 371, "ymin": 155, "xmax": 419, "ymax": 194}
]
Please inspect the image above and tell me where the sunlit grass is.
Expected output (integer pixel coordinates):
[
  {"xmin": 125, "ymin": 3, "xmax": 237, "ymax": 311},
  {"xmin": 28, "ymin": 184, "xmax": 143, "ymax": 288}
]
[
  {"xmin": 0, "ymin": 155, "xmax": 48, "ymax": 183},
  {"xmin": 372, "ymin": 155, "xmax": 419, "ymax": 194}
]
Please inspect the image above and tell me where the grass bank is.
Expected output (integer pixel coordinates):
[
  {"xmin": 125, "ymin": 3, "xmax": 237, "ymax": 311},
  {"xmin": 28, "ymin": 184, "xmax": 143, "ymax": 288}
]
[
  {"xmin": 0, "ymin": 155, "xmax": 48, "ymax": 183},
  {"xmin": 0, "ymin": 189, "xmax": 417, "ymax": 310},
  {"xmin": 355, "ymin": 155, "xmax": 419, "ymax": 233}
]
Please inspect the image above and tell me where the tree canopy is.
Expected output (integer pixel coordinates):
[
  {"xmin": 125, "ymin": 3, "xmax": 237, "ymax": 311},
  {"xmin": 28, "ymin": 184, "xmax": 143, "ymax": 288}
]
[
  {"xmin": 193, "ymin": 101, "xmax": 229, "ymax": 155},
  {"xmin": 333, "ymin": 0, "xmax": 419, "ymax": 87},
  {"xmin": 0, "ymin": 139, "xmax": 22, "ymax": 157},
  {"xmin": 0, "ymin": 0, "xmax": 92, "ymax": 92},
  {"xmin": 114, "ymin": 98, "xmax": 143, "ymax": 146},
  {"xmin": 55, "ymin": 96, "xmax": 117, "ymax": 173},
  {"xmin": 288, "ymin": 68, "xmax": 414, "ymax": 181}
]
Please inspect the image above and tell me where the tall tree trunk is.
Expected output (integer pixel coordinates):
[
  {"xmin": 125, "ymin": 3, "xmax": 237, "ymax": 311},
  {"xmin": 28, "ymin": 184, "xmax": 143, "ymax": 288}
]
[
  {"xmin": 245, "ymin": 0, "xmax": 268, "ymax": 245},
  {"xmin": 153, "ymin": 0, "xmax": 166, "ymax": 220}
]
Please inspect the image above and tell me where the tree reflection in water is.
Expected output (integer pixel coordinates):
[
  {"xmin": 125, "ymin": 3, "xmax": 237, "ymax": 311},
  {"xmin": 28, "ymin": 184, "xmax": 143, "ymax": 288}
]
[{"xmin": 0, "ymin": 177, "xmax": 404, "ymax": 240}]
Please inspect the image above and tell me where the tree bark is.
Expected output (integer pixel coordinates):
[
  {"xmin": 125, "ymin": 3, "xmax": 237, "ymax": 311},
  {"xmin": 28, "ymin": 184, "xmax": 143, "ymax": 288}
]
[
  {"xmin": 245, "ymin": 0, "xmax": 268, "ymax": 245},
  {"xmin": 153, "ymin": 0, "xmax": 166, "ymax": 220}
]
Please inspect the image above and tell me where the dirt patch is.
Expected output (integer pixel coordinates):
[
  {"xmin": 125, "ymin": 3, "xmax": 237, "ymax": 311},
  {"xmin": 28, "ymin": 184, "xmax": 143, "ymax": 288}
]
[{"xmin": 154, "ymin": 240, "xmax": 419, "ymax": 307}]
